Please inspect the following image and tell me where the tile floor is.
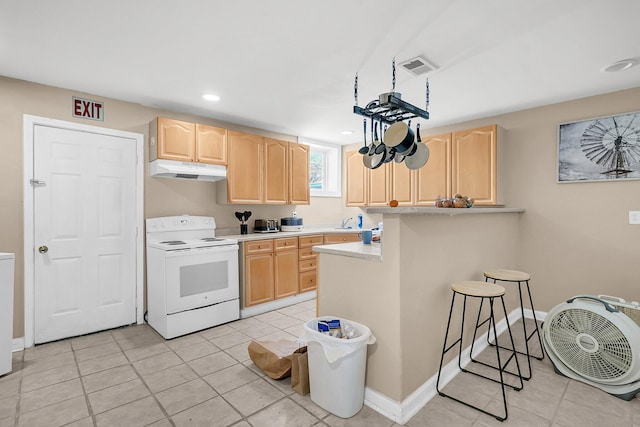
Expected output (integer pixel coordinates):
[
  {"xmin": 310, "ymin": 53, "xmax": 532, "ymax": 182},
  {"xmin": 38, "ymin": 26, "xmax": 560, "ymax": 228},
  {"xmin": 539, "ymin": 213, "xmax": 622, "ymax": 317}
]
[{"xmin": 1, "ymin": 305, "xmax": 639, "ymax": 426}]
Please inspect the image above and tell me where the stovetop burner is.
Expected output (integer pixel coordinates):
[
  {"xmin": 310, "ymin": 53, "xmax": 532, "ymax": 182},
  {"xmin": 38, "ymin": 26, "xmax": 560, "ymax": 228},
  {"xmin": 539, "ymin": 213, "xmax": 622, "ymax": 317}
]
[
  {"xmin": 160, "ymin": 240, "xmax": 187, "ymax": 245},
  {"xmin": 201, "ymin": 237, "xmax": 225, "ymax": 242}
]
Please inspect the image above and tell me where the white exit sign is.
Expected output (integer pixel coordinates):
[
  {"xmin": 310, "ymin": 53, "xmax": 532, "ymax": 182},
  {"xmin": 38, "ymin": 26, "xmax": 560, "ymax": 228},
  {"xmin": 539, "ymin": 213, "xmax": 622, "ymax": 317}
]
[{"xmin": 72, "ymin": 96, "xmax": 104, "ymax": 121}]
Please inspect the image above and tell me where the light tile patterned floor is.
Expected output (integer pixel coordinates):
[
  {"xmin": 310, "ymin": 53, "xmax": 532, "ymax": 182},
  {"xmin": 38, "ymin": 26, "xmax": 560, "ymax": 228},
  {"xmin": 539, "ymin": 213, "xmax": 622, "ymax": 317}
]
[{"xmin": 1, "ymin": 306, "xmax": 639, "ymax": 426}]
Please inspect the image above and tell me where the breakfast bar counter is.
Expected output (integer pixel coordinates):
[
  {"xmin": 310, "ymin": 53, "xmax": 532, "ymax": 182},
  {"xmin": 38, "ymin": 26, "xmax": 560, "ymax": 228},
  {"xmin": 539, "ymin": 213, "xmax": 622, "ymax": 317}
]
[
  {"xmin": 312, "ymin": 241, "xmax": 382, "ymax": 261},
  {"xmin": 314, "ymin": 207, "xmax": 525, "ymax": 413}
]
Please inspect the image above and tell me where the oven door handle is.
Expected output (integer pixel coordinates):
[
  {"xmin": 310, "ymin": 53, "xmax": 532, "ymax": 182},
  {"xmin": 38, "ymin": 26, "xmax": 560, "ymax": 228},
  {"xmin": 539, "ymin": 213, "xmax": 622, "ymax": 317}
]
[{"xmin": 165, "ymin": 244, "xmax": 239, "ymax": 257}]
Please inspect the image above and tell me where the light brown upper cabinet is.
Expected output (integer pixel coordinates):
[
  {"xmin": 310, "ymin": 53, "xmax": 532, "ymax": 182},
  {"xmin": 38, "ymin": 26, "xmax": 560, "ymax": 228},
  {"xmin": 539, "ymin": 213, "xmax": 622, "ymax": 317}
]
[
  {"xmin": 451, "ymin": 124, "xmax": 498, "ymax": 205},
  {"xmin": 288, "ymin": 142, "xmax": 310, "ymax": 205},
  {"xmin": 345, "ymin": 150, "xmax": 390, "ymax": 207},
  {"xmin": 150, "ymin": 117, "xmax": 227, "ymax": 165},
  {"xmin": 264, "ymin": 138, "xmax": 289, "ymax": 204},
  {"xmin": 227, "ymin": 131, "xmax": 264, "ymax": 204},
  {"xmin": 346, "ymin": 151, "xmax": 368, "ymax": 206},
  {"xmin": 225, "ymin": 132, "xmax": 310, "ymax": 204},
  {"xmin": 152, "ymin": 117, "xmax": 195, "ymax": 162},
  {"xmin": 390, "ymin": 162, "xmax": 413, "ymax": 206},
  {"xmin": 368, "ymin": 162, "xmax": 390, "ymax": 206},
  {"xmin": 345, "ymin": 124, "xmax": 500, "ymax": 207},
  {"xmin": 196, "ymin": 124, "xmax": 227, "ymax": 165},
  {"xmin": 415, "ymin": 133, "xmax": 451, "ymax": 205}
]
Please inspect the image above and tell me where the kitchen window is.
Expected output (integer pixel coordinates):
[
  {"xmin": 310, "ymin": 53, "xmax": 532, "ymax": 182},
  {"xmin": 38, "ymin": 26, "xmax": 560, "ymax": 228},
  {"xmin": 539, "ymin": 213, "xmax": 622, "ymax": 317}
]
[{"xmin": 304, "ymin": 139, "xmax": 341, "ymax": 197}]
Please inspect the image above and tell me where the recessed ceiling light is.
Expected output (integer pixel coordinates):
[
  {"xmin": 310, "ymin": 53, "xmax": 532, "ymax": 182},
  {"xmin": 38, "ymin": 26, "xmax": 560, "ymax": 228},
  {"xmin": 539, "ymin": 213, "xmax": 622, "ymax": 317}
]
[
  {"xmin": 601, "ymin": 58, "xmax": 639, "ymax": 73},
  {"xmin": 340, "ymin": 130, "xmax": 354, "ymax": 135},
  {"xmin": 202, "ymin": 93, "xmax": 220, "ymax": 102}
]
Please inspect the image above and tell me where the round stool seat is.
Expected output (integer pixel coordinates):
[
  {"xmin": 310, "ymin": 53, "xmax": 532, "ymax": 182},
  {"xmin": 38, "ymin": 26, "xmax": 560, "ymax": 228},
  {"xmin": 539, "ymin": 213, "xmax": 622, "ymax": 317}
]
[
  {"xmin": 452, "ymin": 281, "xmax": 505, "ymax": 297},
  {"xmin": 484, "ymin": 269, "xmax": 530, "ymax": 282}
]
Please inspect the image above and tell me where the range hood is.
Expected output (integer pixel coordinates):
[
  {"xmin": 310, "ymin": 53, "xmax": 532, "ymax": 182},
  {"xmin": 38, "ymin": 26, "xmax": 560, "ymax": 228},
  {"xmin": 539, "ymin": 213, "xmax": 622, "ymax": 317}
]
[{"xmin": 149, "ymin": 159, "xmax": 227, "ymax": 182}]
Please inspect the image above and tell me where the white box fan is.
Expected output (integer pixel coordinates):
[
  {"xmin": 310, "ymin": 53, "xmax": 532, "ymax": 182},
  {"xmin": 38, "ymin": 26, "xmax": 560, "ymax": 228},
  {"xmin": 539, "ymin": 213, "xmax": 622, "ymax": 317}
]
[{"xmin": 543, "ymin": 295, "xmax": 640, "ymax": 400}]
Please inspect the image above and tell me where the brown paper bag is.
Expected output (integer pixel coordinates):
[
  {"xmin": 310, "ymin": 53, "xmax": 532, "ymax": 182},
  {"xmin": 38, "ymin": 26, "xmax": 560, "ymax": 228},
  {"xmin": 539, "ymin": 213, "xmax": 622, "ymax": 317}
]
[
  {"xmin": 248, "ymin": 340, "xmax": 300, "ymax": 379},
  {"xmin": 290, "ymin": 346, "xmax": 309, "ymax": 395}
]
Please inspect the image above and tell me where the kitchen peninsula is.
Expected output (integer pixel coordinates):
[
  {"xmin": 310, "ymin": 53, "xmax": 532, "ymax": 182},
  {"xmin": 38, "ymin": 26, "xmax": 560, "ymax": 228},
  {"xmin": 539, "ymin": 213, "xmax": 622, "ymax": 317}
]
[{"xmin": 313, "ymin": 206, "xmax": 524, "ymax": 421}]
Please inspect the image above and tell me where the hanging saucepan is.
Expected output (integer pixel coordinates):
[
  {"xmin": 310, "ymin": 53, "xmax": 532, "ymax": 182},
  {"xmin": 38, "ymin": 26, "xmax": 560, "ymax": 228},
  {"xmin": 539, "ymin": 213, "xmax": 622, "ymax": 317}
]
[
  {"xmin": 405, "ymin": 142, "xmax": 430, "ymax": 170},
  {"xmin": 384, "ymin": 121, "xmax": 415, "ymax": 154},
  {"xmin": 400, "ymin": 122, "xmax": 422, "ymax": 156}
]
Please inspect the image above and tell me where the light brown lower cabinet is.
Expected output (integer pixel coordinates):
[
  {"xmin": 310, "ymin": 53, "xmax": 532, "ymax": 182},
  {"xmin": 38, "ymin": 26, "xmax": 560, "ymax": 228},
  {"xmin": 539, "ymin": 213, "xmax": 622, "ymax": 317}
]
[
  {"xmin": 298, "ymin": 235, "xmax": 322, "ymax": 293},
  {"xmin": 244, "ymin": 233, "xmax": 359, "ymax": 308},
  {"xmin": 323, "ymin": 233, "xmax": 360, "ymax": 244},
  {"xmin": 274, "ymin": 238, "xmax": 299, "ymax": 299},
  {"xmin": 244, "ymin": 240, "xmax": 274, "ymax": 307}
]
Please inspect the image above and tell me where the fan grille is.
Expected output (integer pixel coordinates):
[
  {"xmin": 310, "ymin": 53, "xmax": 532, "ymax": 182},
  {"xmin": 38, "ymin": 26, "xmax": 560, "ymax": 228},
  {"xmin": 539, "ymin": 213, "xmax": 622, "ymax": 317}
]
[{"xmin": 547, "ymin": 308, "xmax": 632, "ymax": 381}]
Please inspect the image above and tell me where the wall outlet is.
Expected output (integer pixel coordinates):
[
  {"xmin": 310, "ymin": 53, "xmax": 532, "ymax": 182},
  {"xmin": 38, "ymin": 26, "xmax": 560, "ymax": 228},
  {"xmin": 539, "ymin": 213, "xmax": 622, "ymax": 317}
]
[{"xmin": 629, "ymin": 211, "xmax": 640, "ymax": 225}]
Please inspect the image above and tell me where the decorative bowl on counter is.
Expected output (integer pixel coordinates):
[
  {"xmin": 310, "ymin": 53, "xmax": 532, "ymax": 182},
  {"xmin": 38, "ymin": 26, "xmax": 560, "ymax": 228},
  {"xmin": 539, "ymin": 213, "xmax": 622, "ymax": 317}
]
[{"xmin": 435, "ymin": 194, "xmax": 474, "ymax": 208}]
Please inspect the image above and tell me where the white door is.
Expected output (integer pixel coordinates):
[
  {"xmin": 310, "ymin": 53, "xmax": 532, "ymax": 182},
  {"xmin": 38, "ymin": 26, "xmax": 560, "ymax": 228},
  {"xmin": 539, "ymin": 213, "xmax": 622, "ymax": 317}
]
[{"xmin": 33, "ymin": 125, "xmax": 138, "ymax": 344}]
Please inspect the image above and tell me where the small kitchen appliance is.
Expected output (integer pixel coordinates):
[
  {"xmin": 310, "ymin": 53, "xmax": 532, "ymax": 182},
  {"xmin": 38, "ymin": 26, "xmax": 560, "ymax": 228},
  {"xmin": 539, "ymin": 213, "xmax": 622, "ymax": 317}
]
[
  {"xmin": 146, "ymin": 215, "xmax": 239, "ymax": 339},
  {"xmin": 254, "ymin": 219, "xmax": 279, "ymax": 233},
  {"xmin": 281, "ymin": 217, "xmax": 303, "ymax": 232}
]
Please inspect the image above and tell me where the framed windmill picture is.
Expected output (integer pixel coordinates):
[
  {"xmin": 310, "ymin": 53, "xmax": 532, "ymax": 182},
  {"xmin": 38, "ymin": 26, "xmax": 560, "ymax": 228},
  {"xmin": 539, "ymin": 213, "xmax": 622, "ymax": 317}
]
[{"xmin": 558, "ymin": 111, "xmax": 640, "ymax": 182}]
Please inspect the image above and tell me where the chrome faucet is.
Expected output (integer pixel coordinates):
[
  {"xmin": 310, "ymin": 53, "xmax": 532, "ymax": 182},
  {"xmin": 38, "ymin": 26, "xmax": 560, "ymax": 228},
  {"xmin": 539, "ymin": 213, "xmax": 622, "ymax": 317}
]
[{"xmin": 340, "ymin": 217, "xmax": 353, "ymax": 228}]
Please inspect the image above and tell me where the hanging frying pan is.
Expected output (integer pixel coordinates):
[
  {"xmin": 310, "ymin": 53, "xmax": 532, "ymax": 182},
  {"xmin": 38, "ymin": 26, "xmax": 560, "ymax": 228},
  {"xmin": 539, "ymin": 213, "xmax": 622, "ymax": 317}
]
[
  {"xmin": 370, "ymin": 148, "xmax": 386, "ymax": 169},
  {"xmin": 405, "ymin": 142, "xmax": 430, "ymax": 170}
]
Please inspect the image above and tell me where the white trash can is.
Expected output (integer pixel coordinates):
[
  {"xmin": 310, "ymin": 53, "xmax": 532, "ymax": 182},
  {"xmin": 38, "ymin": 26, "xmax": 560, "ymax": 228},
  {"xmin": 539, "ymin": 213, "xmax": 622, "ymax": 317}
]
[{"xmin": 303, "ymin": 316, "xmax": 376, "ymax": 418}]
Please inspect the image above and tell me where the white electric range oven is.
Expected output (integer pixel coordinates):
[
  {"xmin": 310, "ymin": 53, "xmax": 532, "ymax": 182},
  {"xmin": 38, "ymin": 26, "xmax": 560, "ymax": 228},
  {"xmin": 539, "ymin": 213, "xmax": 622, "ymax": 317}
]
[{"xmin": 146, "ymin": 215, "xmax": 239, "ymax": 338}]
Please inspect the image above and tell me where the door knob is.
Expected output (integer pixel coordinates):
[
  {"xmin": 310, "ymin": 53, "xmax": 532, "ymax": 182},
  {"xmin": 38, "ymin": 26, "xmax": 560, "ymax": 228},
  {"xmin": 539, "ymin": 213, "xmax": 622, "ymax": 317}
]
[{"xmin": 38, "ymin": 246, "xmax": 48, "ymax": 254}]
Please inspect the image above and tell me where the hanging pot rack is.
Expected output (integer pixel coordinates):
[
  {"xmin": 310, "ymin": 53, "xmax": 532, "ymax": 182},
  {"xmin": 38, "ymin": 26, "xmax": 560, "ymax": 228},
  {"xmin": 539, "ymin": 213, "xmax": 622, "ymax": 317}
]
[
  {"xmin": 352, "ymin": 58, "xmax": 432, "ymax": 170},
  {"xmin": 352, "ymin": 58, "xmax": 430, "ymax": 124}
]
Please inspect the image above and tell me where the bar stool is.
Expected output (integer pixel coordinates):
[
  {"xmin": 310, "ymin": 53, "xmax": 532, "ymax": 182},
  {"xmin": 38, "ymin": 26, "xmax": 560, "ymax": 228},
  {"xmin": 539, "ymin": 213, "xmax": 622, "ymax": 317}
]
[
  {"xmin": 482, "ymin": 269, "xmax": 544, "ymax": 380},
  {"xmin": 436, "ymin": 281, "xmax": 523, "ymax": 422}
]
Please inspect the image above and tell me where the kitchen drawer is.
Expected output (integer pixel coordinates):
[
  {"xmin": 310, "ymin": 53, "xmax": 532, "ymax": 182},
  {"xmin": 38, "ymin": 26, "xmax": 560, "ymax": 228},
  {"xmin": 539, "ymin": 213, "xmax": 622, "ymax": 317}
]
[
  {"xmin": 244, "ymin": 239, "xmax": 274, "ymax": 255},
  {"xmin": 298, "ymin": 247, "xmax": 317, "ymax": 260},
  {"xmin": 299, "ymin": 258, "xmax": 318, "ymax": 272},
  {"xmin": 323, "ymin": 233, "xmax": 360, "ymax": 244},
  {"xmin": 299, "ymin": 234, "xmax": 323, "ymax": 248},
  {"xmin": 274, "ymin": 237, "xmax": 298, "ymax": 251},
  {"xmin": 299, "ymin": 270, "xmax": 317, "ymax": 293}
]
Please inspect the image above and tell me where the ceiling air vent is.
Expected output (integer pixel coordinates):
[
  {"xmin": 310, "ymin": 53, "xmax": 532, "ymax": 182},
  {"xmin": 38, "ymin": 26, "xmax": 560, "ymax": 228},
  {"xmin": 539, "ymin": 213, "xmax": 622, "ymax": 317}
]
[{"xmin": 399, "ymin": 56, "xmax": 437, "ymax": 76}]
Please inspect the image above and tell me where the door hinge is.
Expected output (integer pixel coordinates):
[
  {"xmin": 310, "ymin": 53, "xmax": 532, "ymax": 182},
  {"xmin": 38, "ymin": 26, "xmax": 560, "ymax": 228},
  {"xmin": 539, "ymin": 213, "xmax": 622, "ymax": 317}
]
[{"xmin": 30, "ymin": 179, "xmax": 46, "ymax": 187}]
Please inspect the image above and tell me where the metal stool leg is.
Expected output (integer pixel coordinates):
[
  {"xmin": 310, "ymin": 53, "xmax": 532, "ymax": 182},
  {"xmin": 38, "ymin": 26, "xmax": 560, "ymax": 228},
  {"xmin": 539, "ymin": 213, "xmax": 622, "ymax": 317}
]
[
  {"xmin": 470, "ymin": 283, "xmax": 527, "ymax": 381},
  {"xmin": 483, "ymin": 276, "xmax": 545, "ymax": 379},
  {"xmin": 524, "ymin": 280, "xmax": 545, "ymax": 361},
  {"xmin": 436, "ymin": 292, "xmax": 458, "ymax": 394},
  {"xmin": 437, "ymin": 291, "xmax": 522, "ymax": 422}
]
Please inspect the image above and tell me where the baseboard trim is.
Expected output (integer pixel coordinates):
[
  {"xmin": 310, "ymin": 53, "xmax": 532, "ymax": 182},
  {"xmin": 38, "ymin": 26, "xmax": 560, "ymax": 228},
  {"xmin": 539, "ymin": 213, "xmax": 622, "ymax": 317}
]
[{"xmin": 363, "ymin": 308, "xmax": 547, "ymax": 424}]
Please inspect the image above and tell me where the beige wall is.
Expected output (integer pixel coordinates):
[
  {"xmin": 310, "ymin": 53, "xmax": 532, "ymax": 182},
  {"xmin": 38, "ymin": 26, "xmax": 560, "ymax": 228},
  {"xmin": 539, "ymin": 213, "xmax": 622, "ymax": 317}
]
[
  {"xmin": 0, "ymin": 76, "xmax": 345, "ymax": 338},
  {"xmin": 423, "ymin": 87, "xmax": 640, "ymax": 313}
]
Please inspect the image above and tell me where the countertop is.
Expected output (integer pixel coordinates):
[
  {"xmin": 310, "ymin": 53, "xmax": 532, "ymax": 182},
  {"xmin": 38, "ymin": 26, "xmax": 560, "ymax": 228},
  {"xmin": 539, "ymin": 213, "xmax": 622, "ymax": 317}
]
[
  {"xmin": 312, "ymin": 242, "xmax": 382, "ymax": 261},
  {"xmin": 220, "ymin": 227, "xmax": 365, "ymax": 242},
  {"xmin": 366, "ymin": 206, "xmax": 525, "ymax": 215}
]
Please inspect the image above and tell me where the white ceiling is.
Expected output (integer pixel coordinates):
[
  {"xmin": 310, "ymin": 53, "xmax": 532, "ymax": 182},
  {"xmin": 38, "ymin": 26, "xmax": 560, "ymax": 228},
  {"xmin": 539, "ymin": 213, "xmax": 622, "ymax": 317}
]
[{"xmin": 1, "ymin": 0, "xmax": 639, "ymax": 145}]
